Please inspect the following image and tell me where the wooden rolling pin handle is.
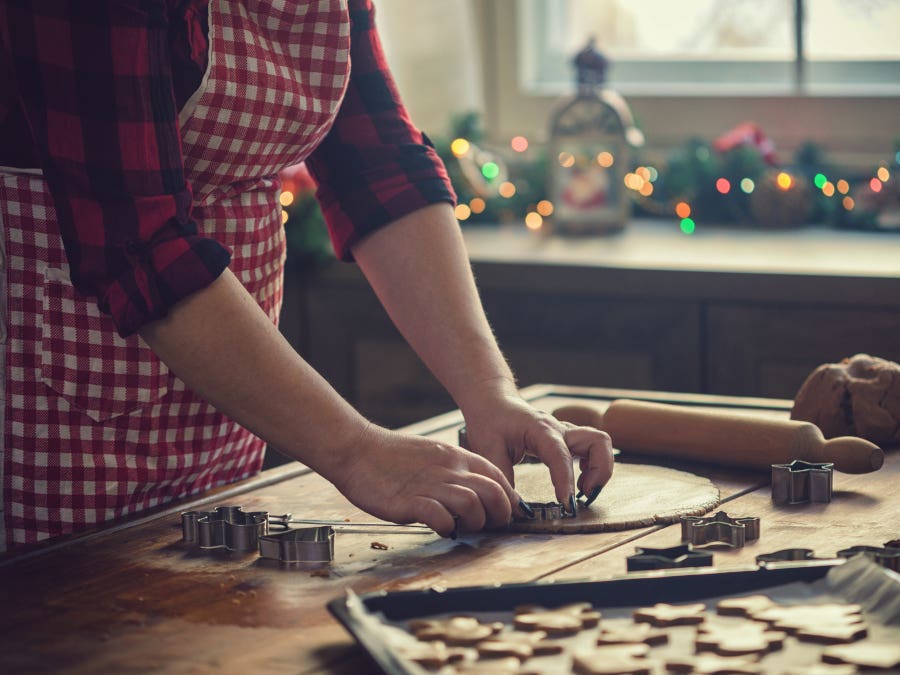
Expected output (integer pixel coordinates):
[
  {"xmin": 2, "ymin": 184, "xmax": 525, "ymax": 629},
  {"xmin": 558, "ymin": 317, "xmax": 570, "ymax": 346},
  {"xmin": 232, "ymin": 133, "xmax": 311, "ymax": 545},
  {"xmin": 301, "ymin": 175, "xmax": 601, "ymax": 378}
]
[{"xmin": 820, "ymin": 436, "xmax": 884, "ymax": 473}]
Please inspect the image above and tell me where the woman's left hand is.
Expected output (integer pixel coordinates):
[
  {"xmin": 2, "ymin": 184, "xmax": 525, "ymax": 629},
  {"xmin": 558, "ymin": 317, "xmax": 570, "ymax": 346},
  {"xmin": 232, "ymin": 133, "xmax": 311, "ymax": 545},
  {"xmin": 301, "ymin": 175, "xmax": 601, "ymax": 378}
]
[{"xmin": 460, "ymin": 392, "xmax": 614, "ymax": 513}]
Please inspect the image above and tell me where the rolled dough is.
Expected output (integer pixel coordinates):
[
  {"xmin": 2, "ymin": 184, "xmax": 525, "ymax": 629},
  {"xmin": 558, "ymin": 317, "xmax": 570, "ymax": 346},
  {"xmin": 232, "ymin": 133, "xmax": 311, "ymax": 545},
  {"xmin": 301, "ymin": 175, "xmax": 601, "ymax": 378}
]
[{"xmin": 510, "ymin": 461, "xmax": 720, "ymax": 534}]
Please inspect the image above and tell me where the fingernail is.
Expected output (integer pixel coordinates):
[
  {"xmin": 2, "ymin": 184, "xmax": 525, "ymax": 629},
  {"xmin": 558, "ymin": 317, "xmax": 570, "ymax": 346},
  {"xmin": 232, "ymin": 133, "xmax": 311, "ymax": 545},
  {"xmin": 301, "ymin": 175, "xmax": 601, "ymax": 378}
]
[
  {"xmin": 518, "ymin": 499, "xmax": 536, "ymax": 519},
  {"xmin": 584, "ymin": 485, "xmax": 603, "ymax": 507},
  {"xmin": 568, "ymin": 495, "xmax": 578, "ymax": 517},
  {"xmin": 450, "ymin": 514, "xmax": 460, "ymax": 540},
  {"xmin": 576, "ymin": 490, "xmax": 584, "ymax": 500}
]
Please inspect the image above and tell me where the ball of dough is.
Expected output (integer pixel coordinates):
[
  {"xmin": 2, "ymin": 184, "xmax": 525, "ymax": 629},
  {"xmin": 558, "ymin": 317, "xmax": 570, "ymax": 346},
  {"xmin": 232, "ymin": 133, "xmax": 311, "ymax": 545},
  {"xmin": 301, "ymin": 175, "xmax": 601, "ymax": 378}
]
[{"xmin": 791, "ymin": 353, "xmax": 900, "ymax": 447}]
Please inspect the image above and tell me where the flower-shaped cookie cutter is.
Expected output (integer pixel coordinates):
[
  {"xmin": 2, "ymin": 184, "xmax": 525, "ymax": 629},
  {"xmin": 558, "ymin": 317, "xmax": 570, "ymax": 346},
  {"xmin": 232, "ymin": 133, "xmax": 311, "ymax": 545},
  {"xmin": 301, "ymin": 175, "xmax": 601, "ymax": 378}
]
[
  {"xmin": 680, "ymin": 511, "xmax": 760, "ymax": 548},
  {"xmin": 771, "ymin": 460, "xmax": 833, "ymax": 505}
]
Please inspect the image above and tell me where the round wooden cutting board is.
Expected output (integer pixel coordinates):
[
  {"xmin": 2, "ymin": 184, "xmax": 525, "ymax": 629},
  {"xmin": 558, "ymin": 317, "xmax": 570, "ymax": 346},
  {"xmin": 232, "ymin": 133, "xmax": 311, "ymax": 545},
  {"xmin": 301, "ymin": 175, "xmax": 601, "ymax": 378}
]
[{"xmin": 510, "ymin": 461, "xmax": 721, "ymax": 534}]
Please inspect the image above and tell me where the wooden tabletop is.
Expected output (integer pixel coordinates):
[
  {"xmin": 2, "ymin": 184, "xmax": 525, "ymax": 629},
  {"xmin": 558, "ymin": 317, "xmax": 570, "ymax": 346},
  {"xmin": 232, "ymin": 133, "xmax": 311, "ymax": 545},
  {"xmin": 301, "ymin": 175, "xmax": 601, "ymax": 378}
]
[{"xmin": 1, "ymin": 385, "xmax": 897, "ymax": 674}]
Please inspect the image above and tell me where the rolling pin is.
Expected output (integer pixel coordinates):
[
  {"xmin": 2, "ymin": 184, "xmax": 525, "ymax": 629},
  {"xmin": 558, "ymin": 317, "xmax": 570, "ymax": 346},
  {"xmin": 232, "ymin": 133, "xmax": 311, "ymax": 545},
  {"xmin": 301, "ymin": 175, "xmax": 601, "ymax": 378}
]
[{"xmin": 554, "ymin": 399, "xmax": 884, "ymax": 474}]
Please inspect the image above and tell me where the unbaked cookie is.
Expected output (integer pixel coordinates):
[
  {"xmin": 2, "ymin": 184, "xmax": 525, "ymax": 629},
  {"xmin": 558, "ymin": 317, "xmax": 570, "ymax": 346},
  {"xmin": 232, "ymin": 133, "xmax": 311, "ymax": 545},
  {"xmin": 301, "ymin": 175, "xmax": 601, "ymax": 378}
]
[
  {"xmin": 513, "ymin": 603, "xmax": 601, "ymax": 636},
  {"xmin": 633, "ymin": 602, "xmax": 707, "ymax": 627},
  {"xmin": 572, "ymin": 645, "xmax": 654, "ymax": 675},
  {"xmin": 410, "ymin": 616, "xmax": 504, "ymax": 646},
  {"xmin": 822, "ymin": 641, "xmax": 900, "ymax": 670},
  {"xmin": 696, "ymin": 623, "xmax": 786, "ymax": 657}
]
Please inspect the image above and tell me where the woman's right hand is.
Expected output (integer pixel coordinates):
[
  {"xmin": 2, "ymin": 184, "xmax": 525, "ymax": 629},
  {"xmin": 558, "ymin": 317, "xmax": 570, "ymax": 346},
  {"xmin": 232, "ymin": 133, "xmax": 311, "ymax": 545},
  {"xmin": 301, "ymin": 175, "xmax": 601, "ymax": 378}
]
[{"xmin": 326, "ymin": 424, "xmax": 527, "ymax": 538}]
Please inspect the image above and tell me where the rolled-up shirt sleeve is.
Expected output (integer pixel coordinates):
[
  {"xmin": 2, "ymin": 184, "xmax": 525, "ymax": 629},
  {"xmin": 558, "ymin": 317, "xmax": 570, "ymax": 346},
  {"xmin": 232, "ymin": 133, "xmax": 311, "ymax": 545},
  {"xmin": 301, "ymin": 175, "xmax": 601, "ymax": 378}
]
[
  {"xmin": 1, "ymin": 0, "xmax": 230, "ymax": 337},
  {"xmin": 305, "ymin": 0, "xmax": 456, "ymax": 261}
]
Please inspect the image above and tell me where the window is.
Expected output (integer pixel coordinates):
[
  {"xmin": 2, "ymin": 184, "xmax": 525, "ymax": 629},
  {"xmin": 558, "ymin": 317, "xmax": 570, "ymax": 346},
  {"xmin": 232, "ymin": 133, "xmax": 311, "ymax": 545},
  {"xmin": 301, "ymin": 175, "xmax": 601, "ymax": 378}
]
[{"xmin": 520, "ymin": 0, "xmax": 900, "ymax": 96}]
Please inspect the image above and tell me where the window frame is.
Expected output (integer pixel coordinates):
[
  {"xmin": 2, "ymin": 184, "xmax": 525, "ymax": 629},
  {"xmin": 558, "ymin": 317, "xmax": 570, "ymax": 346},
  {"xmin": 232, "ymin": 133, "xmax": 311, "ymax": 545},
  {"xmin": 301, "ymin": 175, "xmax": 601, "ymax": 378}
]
[{"xmin": 476, "ymin": 0, "xmax": 900, "ymax": 166}]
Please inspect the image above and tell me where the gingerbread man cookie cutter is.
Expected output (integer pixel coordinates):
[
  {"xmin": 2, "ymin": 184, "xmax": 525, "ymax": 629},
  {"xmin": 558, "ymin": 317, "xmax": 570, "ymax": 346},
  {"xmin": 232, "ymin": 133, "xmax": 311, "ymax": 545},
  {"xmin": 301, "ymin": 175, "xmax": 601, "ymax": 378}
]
[
  {"xmin": 181, "ymin": 505, "xmax": 270, "ymax": 552},
  {"xmin": 771, "ymin": 460, "xmax": 834, "ymax": 506},
  {"xmin": 181, "ymin": 505, "xmax": 336, "ymax": 563},
  {"xmin": 680, "ymin": 510, "xmax": 760, "ymax": 548}
]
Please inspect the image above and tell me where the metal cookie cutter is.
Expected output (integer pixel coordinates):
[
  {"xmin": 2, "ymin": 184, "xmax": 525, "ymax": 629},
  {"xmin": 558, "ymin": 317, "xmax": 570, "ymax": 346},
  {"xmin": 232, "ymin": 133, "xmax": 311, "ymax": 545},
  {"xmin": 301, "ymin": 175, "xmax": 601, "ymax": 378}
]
[
  {"xmin": 756, "ymin": 548, "xmax": 825, "ymax": 565},
  {"xmin": 181, "ymin": 505, "xmax": 269, "ymax": 552},
  {"xmin": 680, "ymin": 510, "xmax": 760, "ymax": 549},
  {"xmin": 259, "ymin": 526, "xmax": 335, "ymax": 564},
  {"xmin": 518, "ymin": 501, "xmax": 575, "ymax": 521},
  {"xmin": 627, "ymin": 544, "xmax": 713, "ymax": 572},
  {"xmin": 771, "ymin": 460, "xmax": 833, "ymax": 505},
  {"xmin": 837, "ymin": 545, "xmax": 900, "ymax": 573}
]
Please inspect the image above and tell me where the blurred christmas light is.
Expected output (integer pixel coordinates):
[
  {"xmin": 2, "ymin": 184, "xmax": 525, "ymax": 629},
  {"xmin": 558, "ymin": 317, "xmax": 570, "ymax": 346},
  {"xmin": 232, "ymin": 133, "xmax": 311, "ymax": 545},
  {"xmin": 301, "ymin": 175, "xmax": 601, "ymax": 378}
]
[
  {"xmin": 596, "ymin": 151, "xmax": 614, "ymax": 168},
  {"xmin": 511, "ymin": 136, "xmax": 529, "ymax": 153},
  {"xmin": 740, "ymin": 178, "xmax": 755, "ymax": 194},
  {"xmin": 822, "ymin": 182, "xmax": 835, "ymax": 197},
  {"xmin": 680, "ymin": 217, "xmax": 696, "ymax": 234},
  {"xmin": 525, "ymin": 212, "xmax": 543, "ymax": 230},
  {"xmin": 281, "ymin": 210, "xmax": 289, "ymax": 224},
  {"xmin": 646, "ymin": 166, "xmax": 659, "ymax": 181},
  {"xmin": 639, "ymin": 181, "xmax": 654, "ymax": 197},
  {"xmin": 814, "ymin": 173, "xmax": 827, "ymax": 189},
  {"xmin": 843, "ymin": 196, "xmax": 855, "ymax": 210},
  {"xmin": 877, "ymin": 166, "xmax": 890, "ymax": 182},
  {"xmin": 836, "ymin": 179, "xmax": 850, "ymax": 194},
  {"xmin": 451, "ymin": 138, "xmax": 470, "ymax": 158},
  {"xmin": 624, "ymin": 173, "xmax": 645, "ymax": 190},
  {"xmin": 455, "ymin": 204, "xmax": 471, "ymax": 220},
  {"xmin": 279, "ymin": 191, "xmax": 295, "ymax": 207},
  {"xmin": 776, "ymin": 172, "xmax": 793, "ymax": 190},
  {"xmin": 481, "ymin": 162, "xmax": 500, "ymax": 180},
  {"xmin": 716, "ymin": 178, "xmax": 731, "ymax": 194},
  {"xmin": 536, "ymin": 200, "xmax": 554, "ymax": 216},
  {"xmin": 870, "ymin": 178, "xmax": 883, "ymax": 193},
  {"xmin": 558, "ymin": 152, "xmax": 575, "ymax": 168},
  {"xmin": 498, "ymin": 181, "xmax": 516, "ymax": 198},
  {"xmin": 636, "ymin": 166, "xmax": 651, "ymax": 181},
  {"xmin": 675, "ymin": 202, "xmax": 691, "ymax": 219},
  {"xmin": 470, "ymin": 197, "xmax": 486, "ymax": 214}
]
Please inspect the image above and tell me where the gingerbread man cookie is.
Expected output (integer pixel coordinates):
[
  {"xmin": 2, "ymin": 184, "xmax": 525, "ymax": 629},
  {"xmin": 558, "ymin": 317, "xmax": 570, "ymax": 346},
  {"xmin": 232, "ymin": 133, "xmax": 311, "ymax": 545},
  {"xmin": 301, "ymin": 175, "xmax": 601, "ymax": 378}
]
[
  {"xmin": 513, "ymin": 603, "xmax": 601, "ymax": 636},
  {"xmin": 666, "ymin": 654, "xmax": 763, "ymax": 674},
  {"xmin": 397, "ymin": 640, "xmax": 472, "ymax": 669},
  {"xmin": 695, "ymin": 623, "xmax": 786, "ymax": 657},
  {"xmin": 572, "ymin": 645, "xmax": 654, "ymax": 675},
  {"xmin": 410, "ymin": 616, "xmax": 504, "ymax": 646},
  {"xmin": 596, "ymin": 622, "xmax": 669, "ymax": 646},
  {"xmin": 633, "ymin": 602, "xmax": 707, "ymax": 627},
  {"xmin": 475, "ymin": 630, "xmax": 563, "ymax": 660},
  {"xmin": 716, "ymin": 594, "xmax": 776, "ymax": 618},
  {"xmin": 822, "ymin": 641, "xmax": 900, "ymax": 670}
]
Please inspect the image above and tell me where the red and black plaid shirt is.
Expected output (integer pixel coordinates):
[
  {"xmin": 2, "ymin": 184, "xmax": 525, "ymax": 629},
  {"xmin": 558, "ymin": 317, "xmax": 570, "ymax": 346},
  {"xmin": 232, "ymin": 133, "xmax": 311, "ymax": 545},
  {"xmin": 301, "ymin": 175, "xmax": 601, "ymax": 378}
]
[{"xmin": 0, "ymin": 0, "xmax": 454, "ymax": 336}]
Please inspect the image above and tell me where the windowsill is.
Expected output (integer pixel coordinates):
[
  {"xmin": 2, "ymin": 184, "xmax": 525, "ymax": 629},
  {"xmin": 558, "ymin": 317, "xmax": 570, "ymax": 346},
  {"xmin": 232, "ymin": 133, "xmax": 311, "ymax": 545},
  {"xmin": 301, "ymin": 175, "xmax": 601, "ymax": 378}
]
[{"xmin": 460, "ymin": 218, "xmax": 900, "ymax": 279}]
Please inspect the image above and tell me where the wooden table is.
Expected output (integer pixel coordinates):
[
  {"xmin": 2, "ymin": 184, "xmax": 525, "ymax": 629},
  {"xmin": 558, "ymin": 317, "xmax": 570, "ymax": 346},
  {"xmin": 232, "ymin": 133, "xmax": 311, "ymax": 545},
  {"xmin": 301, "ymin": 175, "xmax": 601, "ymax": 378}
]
[{"xmin": 1, "ymin": 385, "xmax": 897, "ymax": 674}]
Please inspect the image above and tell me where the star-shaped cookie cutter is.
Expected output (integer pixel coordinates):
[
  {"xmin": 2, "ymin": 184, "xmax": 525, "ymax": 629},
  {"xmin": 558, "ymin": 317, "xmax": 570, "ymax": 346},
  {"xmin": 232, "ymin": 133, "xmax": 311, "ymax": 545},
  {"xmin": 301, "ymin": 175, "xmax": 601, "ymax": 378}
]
[
  {"xmin": 626, "ymin": 543, "xmax": 714, "ymax": 571},
  {"xmin": 680, "ymin": 511, "xmax": 760, "ymax": 548},
  {"xmin": 771, "ymin": 460, "xmax": 833, "ymax": 505}
]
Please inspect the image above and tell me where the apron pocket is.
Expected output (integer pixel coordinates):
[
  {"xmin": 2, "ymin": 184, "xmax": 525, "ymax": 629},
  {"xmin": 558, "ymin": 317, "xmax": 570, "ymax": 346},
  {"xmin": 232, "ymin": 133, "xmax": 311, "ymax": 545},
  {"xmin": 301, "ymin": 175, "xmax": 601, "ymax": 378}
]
[{"xmin": 40, "ymin": 268, "xmax": 170, "ymax": 422}]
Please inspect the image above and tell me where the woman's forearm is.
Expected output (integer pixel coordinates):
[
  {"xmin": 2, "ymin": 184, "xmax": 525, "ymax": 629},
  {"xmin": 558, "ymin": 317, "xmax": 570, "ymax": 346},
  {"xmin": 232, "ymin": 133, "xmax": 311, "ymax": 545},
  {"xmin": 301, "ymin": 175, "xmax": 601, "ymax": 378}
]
[
  {"xmin": 138, "ymin": 268, "xmax": 369, "ymax": 481},
  {"xmin": 351, "ymin": 202, "xmax": 517, "ymax": 414}
]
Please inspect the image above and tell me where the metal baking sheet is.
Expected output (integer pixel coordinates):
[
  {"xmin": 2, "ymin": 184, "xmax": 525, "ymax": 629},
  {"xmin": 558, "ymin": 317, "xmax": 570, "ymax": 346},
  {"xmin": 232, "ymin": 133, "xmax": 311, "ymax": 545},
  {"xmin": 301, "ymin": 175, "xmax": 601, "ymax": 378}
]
[{"xmin": 328, "ymin": 558, "xmax": 900, "ymax": 675}]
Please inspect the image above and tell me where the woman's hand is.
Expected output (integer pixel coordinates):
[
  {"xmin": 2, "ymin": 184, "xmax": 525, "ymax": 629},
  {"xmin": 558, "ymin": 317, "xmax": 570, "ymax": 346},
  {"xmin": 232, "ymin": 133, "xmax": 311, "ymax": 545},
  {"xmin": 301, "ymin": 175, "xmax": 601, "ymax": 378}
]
[
  {"xmin": 459, "ymin": 392, "xmax": 614, "ymax": 512},
  {"xmin": 327, "ymin": 424, "xmax": 527, "ymax": 538}
]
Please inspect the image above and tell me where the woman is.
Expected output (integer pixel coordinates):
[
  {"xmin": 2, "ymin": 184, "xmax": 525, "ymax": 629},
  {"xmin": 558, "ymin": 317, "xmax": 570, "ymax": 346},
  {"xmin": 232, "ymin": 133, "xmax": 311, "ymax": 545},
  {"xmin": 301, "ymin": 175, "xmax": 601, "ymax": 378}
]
[{"xmin": 0, "ymin": 0, "xmax": 613, "ymax": 551}]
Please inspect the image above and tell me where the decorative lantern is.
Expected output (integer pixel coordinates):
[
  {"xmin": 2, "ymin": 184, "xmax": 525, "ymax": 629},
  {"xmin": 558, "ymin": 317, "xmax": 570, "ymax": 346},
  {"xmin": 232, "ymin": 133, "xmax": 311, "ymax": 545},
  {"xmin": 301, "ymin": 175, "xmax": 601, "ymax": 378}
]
[{"xmin": 547, "ymin": 38, "xmax": 643, "ymax": 234}]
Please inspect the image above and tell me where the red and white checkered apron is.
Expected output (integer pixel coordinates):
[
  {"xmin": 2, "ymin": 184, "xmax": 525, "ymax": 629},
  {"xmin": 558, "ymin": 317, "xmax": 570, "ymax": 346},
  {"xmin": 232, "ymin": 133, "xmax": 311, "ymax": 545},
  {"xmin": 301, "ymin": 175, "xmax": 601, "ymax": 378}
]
[{"xmin": 0, "ymin": 0, "xmax": 350, "ymax": 549}]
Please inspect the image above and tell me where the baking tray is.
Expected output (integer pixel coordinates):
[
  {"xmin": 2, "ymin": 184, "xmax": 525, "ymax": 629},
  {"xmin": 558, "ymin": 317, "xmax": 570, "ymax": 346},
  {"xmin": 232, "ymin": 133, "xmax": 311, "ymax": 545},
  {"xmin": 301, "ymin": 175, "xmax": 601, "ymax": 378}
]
[{"xmin": 328, "ymin": 558, "xmax": 900, "ymax": 675}]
